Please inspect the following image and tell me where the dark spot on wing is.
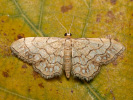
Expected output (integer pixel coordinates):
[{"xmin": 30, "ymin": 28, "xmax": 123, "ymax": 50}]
[{"xmin": 61, "ymin": 4, "xmax": 73, "ymax": 13}]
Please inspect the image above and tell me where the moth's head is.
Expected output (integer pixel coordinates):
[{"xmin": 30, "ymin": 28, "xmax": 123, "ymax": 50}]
[{"xmin": 64, "ymin": 33, "xmax": 72, "ymax": 38}]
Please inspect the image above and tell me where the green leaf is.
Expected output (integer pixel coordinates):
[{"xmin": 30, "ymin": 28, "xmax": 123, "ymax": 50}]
[{"xmin": 0, "ymin": 0, "xmax": 132, "ymax": 100}]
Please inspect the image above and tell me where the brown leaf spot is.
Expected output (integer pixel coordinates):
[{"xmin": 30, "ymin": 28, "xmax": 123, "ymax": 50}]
[
  {"xmin": 32, "ymin": 71, "xmax": 40, "ymax": 79},
  {"xmin": 50, "ymin": 89, "xmax": 52, "ymax": 91},
  {"xmin": 107, "ymin": 11, "xmax": 115, "ymax": 19},
  {"xmin": 38, "ymin": 83, "xmax": 44, "ymax": 88},
  {"xmin": 0, "ymin": 35, "xmax": 11, "ymax": 57},
  {"xmin": 96, "ymin": 14, "xmax": 101, "ymax": 22},
  {"xmin": 3, "ymin": 33, "xmax": 7, "ymax": 36},
  {"xmin": 56, "ymin": 90, "xmax": 59, "ymax": 94},
  {"xmin": 17, "ymin": 34, "xmax": 25, "ymax": 39},
  {"xmin": 110, "ymin": 90, "xmax": 115, "ymax": 100},
  {"xmin": 1, "ymin": 20, "xmax": 4, "ymax": 23},
  {"xmin": 22, "ymin": 64, "xmax": 28, "ymax": 68},
  {"xmin": 114, "ymin": 38, "xmax": 119, "ymax": 42},
  {"xmin": 106, "ymin": 11, "xmax": 115, "ymax": 23},
  {"xmin": 27, "ymin": 86, "xmax": 31, "ymax": 92},
  {"xmin": 92, "ymin": 32, "xmax": 95, "ymax": 34},
  {"xmin": 61, "ymin": 5, "xmax": 73, "ymax": 13},
  {"xmin": 112, "ymin": 60, "xmax": 118, "ymax": 66},
  {"xmin": 2, "ymin": 71, "xmax": 9, "ymax": 78},
  {"xmin": 120, "ymin": 54, "xmax": 124, "ymax": 59},
  {"xmin": 28, "ymin": 88, "xmax": 31, "ymax": 92},
  {"xmin": 71, "ymin": 90, "xmax": 73, "ymax": 93},
  {"xmin": 110, "ymin": 0, "xmax": 117, "ymax": 5}
]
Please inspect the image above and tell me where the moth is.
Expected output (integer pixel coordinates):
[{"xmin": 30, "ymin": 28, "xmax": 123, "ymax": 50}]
[{"xmin": 10, "ymin": 33, "xmax": 125, "ymax": 81}]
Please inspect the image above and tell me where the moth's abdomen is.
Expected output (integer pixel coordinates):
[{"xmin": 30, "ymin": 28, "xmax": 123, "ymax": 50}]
[{"xmin": 64, "ymin": 39, "xmax": 72, "ymax": 78}]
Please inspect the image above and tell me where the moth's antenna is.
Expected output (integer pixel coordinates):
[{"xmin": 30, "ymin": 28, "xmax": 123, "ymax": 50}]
[
  {"xmin": 69, "ymin": 16, "xmax": 75, "ymax": 34},
  {"xmin": 54, "ymin": 14, "xmax": 68, "ymax": 32}
]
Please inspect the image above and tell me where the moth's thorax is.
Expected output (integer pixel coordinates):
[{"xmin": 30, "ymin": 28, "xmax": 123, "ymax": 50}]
[
  {"xmin": 64, "ymin": 38, "xmax": 72, "ymax": 78},
  {"xmin": 66, "ymin": 36, "xmax": 71, "ymax": 38}
]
